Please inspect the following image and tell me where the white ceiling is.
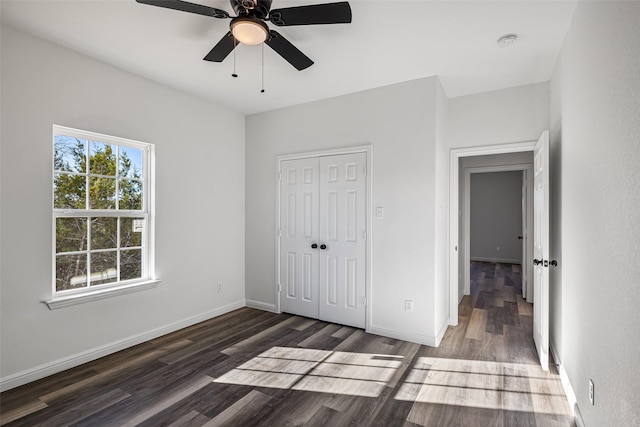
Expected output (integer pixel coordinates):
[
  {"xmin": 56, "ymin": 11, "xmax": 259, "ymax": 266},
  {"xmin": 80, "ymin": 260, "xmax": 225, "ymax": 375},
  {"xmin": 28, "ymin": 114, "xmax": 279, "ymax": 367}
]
[{"xmin": 1, "ymin": 0, "xmax": 576, "ymax": 115}]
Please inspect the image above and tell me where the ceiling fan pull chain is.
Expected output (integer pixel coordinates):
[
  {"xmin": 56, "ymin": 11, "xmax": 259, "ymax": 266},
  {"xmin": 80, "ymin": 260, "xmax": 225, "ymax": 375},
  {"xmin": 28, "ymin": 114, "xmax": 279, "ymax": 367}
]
[
  {"xmin": 232, "ymin": 37, "xmax": 238, "ymax": 78},
  {"xmin": 261, "ymin": 43, "xmax": 265, "ymax": 93}
]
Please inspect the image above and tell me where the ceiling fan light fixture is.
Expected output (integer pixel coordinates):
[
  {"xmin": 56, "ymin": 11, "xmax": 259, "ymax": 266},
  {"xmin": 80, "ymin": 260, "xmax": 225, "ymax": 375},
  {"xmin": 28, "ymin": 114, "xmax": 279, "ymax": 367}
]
[{"xmin": 231, "ymin": 17, "xmax": 269, "ymax": 45}]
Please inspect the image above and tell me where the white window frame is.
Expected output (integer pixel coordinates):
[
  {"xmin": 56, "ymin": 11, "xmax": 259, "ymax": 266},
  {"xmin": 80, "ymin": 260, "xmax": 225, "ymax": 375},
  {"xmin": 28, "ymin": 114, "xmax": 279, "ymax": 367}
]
[{"xmin": 45, "ymin": 125, "xmax": 158, "ymax": 309}]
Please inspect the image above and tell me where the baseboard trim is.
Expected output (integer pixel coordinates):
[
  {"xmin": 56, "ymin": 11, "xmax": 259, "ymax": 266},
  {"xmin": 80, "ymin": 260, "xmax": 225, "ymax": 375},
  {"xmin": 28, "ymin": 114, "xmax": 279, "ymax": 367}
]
[
  {"xmin": 245, "ymin": 299, "xmax": 278, "ymax": 313},
  {"xmin": 0, "ymin": 300, "xmax": 245, "ymax": 392},
  {"xmin": 470, "ymin": 257, "xmax": 521, "ymax": 264},
  {"xmin": 434, "ymin": 318, "xmax": 449, "ymax": 347},
  {"xmin": 574, "ymin": 403, "xmax": 586, "ymax": 427},
  {"xmin": 550, "ymin": 343, "xmax": 578, "ymax": 421},
  {"xmin": 367, "ymin": 325, "xmax": 437, "ymax": 347}
]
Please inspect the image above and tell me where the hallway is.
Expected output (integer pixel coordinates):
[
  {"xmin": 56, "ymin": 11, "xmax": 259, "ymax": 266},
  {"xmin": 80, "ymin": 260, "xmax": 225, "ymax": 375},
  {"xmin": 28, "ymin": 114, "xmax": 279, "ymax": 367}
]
[{"xmin": 411, "ymin": 261, "xmax": 573, "ymax": 425}]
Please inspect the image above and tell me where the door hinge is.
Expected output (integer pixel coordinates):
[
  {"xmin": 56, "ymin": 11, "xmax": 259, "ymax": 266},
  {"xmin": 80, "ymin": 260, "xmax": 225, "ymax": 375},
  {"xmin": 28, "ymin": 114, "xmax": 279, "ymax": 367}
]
[
  {"xmin": 278, "ymin": 284, "xmax": 282, "ymax": 292},
  {"xmin": 363, "ymin": 296, "xmax": 367, "ymax": 307},
  {"xmin": 363, "ymin": 166, "xmax": 367, "ymax": 176},
  {"xmin": 363, "ymin": 231, "xmax": 367, "ymax": 241},
  {"xmin": 278, "ymin": 172, "xmax": 282, "ymax": 181},
  {"xmin": 277, "ymin": 228, "xmax": 282, "ymax": 237}
]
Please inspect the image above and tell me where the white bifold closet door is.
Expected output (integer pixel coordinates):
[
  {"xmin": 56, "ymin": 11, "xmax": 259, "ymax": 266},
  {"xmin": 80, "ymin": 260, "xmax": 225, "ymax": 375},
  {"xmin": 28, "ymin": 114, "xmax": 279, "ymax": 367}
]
[{"xmin": 279, "ymin": 153, "xmax": 366, "ymax": 329}]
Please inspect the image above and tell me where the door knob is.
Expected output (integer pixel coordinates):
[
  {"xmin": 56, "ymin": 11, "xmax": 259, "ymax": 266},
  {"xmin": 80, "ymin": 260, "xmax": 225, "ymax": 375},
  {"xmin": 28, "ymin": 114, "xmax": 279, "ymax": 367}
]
[
  {"xmin": 550, "ymin": 260, "xmax": 558, "ymax": 267},
  {"xmin": 533, "ymin": 259, "xmax": 542, "ymax": 265},
  {"xmin": 518, "ymin": 236, "xmax": 523, "ymax": 240},
  {"xmin": 311, "ymin": 243, "xmax": 318, "ymax": 249},
  {"xmin": 320, "ymin": 244, "xmax": 327, "ymax": 250}
]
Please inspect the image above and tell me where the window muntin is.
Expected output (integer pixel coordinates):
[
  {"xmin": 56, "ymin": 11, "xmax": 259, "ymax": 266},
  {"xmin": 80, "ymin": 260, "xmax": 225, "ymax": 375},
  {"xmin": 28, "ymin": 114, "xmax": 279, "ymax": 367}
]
[{"xmin": 53, "ymin": 126, "xmax": 152, "ymax": 295}]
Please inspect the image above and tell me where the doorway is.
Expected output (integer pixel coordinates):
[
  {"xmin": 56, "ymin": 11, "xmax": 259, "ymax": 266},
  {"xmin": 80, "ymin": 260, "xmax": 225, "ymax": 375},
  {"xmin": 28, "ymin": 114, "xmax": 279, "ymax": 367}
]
[
  {"xmin": 449, "ymin": 133, "xmax": 550, "ymax": 370},
  {"xmin": 464, "ymin": 164, "xmax": 533, "ymax": 303},
  {"xmin": 276, "ymin": 147, "xmax": 371, "ymax": 329}
]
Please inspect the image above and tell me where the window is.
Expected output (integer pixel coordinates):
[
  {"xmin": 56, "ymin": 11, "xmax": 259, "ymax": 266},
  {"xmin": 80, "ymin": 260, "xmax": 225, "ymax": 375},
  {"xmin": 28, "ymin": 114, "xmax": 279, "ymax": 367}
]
[{"xmin": 50, "ymin": 125, "xmax": 155, "ymax": 306}]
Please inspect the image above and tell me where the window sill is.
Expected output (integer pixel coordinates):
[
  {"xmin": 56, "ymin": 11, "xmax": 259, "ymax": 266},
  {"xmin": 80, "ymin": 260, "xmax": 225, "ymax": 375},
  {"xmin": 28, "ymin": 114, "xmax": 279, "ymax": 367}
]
[{"xmin": 43, "ymin": 280, "xmax": 161, "ymax": 310}]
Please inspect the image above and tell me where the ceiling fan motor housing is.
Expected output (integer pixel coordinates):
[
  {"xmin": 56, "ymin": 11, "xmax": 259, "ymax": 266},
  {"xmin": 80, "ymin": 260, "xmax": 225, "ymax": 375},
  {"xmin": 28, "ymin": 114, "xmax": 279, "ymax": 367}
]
[{"xmin": 231, "ymin": 0, "xmax": 272, "ymax": 19}]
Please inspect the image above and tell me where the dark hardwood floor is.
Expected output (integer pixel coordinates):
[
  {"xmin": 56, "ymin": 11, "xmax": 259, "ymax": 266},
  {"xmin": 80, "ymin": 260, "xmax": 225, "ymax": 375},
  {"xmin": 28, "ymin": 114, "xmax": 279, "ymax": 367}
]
[{"xmin": 1, "ymin": 262, "xmax": 573, "ymax": 426}]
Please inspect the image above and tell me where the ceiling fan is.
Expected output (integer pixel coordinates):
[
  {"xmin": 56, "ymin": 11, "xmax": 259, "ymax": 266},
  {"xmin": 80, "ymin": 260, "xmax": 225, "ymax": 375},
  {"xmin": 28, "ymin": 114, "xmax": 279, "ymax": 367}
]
[{"xmin": 135, "ymin": 0, "xmax": 352, "ymax": 70}]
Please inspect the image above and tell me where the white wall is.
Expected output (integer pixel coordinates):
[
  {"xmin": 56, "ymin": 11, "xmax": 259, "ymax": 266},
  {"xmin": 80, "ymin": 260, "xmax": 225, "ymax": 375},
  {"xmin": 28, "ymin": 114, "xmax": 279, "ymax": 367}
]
[
  {"xmin": 449, "ymin": 82, "xmax": 550, "ymax": 148},
  {"xmin": 0, "ymin": 26, "xmax": 246, "ymax": 388},
  {"xmin": 245, "ymin": 77, "xmax": 448, "ymax": 345},
  {"xmin": 470, "ymin": 171, "xmax": 522, "ymax": 263},
  {"xmin": 550, "ymin": 2, "xmax": 640, "ymax": 425}
]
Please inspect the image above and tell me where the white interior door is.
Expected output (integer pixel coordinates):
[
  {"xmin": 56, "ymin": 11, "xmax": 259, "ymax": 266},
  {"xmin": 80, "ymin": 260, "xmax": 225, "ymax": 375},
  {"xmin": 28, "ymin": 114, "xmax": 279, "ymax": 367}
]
[
  {"xmin": 318, "ymin": 153, "xmax": 367, "ymax": 328},
  {"xmin": 279, "ymin": 158, "xmax": 320, "ymax": 319},
  {"xmin": 521, "ymin": 170, "xmax": 528, "ymax": 299},
  {"xmin": 533, "ymin": 130, "xmax": 550, "ymax": 371},
  {"xmin": 279, "ymin": 153, "xmax": 367, "ymax": 329}
]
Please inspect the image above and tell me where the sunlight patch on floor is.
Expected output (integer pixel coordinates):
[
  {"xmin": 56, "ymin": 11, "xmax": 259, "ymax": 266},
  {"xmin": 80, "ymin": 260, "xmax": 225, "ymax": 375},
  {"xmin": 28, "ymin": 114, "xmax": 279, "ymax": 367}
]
[
  {"xmin": 214, "ymin": 346, "xmax": 403, "ymax": 397},
  {"xmin": 395, "ymin": 357, "xmax": 571, "ymax": 416}
]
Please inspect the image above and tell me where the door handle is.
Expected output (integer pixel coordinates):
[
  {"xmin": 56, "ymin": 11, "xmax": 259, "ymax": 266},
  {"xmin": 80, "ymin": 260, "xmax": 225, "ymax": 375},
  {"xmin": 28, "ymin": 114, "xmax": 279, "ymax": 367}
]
[
  {"xmin": 311, "ymin": 243, "xmax": 318, "ymax": 249},
  {"xmin": 518, "ymin": 236, "xmax": 523, "ymax": 240},
  {"xmin": 534, "ymin": 259, "xmax": 558, "ymax": 267},
  {"xmin": 320, "ymin": 244, "xmax": 327, "ymax": 250}
]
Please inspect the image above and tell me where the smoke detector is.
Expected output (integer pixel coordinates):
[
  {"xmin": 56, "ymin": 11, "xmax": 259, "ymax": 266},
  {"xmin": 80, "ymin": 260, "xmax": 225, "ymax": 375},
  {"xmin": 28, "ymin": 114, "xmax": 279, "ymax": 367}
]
[{"xmin": 497, "ymin": 34, "xmax": 518, "ymax": 47}]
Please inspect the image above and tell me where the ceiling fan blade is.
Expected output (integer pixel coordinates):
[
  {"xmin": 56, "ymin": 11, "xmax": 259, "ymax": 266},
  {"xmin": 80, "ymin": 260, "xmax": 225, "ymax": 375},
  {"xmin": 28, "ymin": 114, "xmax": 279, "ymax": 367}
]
[
  {"xmin": 265, "ymin": 31, "xmax": 314, "ymax": 71},
  {"xmin": 135, "ymin": 0, "xmax": 230, "ymax": 19},
  {"xmin": 269, "ymin": 1, "xmax": 351, "ymax": 26},
  {"xmin": 203, "ymin": 32, "xmax": 236, "ymax": 62}
]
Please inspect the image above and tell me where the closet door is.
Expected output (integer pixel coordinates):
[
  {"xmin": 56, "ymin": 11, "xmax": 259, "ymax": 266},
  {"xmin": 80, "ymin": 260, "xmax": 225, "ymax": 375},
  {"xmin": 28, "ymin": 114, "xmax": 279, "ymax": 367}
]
[
  {"xmin": 279, "ymin": 152, "xmax": 367, "ymax": 329},
  {"xmin": 279, "ymin": 158, "xmax": 320, "ymax": 319},
  {"xmin": 318, "ymin": 153, "xmax": 367, "ymax": 328}
]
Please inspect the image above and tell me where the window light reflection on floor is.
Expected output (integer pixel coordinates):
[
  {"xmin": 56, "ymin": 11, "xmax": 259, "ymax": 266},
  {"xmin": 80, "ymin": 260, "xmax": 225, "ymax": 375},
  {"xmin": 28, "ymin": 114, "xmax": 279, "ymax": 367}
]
[
  {"xmin": 214, "ymin": 348, "xmax": 570, "ymax": 416},
  {"xmin": 394, "ymin": 357, "xmax": 571, "ymax": 416},
  {"xmin": 213, "ymin": 346, "xmax": 404, "ymax": 397}
]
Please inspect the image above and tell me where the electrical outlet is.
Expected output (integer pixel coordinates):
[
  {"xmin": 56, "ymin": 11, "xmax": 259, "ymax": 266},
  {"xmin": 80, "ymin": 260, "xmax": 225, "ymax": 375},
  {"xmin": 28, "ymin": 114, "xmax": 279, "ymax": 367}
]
[
  {"xmin": 404, "ymin": 300, "xmax": 414, "ymax": 312},
  {"xmin": 589, "ymin": 379, "xmax": 594, "ymax": 405},
  {"xmin": 217, "ymin": 282, "xmax": 223, "ymax": 293}
]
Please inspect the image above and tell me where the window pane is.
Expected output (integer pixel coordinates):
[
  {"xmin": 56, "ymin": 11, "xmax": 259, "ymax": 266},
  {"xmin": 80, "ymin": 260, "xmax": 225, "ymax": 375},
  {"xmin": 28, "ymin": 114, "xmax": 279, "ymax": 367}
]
[
  {"xmin": 89, "ymin": 177, "xmax": 116, "ymax": 209},
  {"xmin": 91, "ymin": 217, "xmax": 117, "ymax": 250},
  {"xmin": 119, "ymin": 146, "xmax": 143, "ymax": 179},
  {"xmin": 54, "ymin": 136, "xmax": 86, "ymax": 173},
  {"xmin": 120, "ymin": 249, "xmax": 142, "ymax": 281},
  {"xmin": 54, "ymin": 173, "xmax": 86, "ymax": 209},
  {"xmin": 89, "ymin": 141, "xmax": 117, "ymax": 176},
  {"xmin": 56, "ymin": 217, "xmax": 87, "ymax": 253},
  {"xmin": 90, "ymin": 251, "xmax": 118, "ymax": 286},
  {"xmin": 121, "ymin": 217, "xmax": 143, "ymax": 247},
  {"xmin": 56, "ymin": 254, "xmax": 88, "ymax": 291},
  {"xmin": 119, "ymin": 179, "xmax": 143, "ymax": 210}
]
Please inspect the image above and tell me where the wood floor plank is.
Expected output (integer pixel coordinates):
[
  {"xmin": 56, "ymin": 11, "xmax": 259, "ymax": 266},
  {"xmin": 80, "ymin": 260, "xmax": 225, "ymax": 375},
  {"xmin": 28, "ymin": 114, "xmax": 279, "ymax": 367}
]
[
  {"xmin": 465, "ymin": 308, "xmax": 489, "ymax": 340},
  {"xmin": 518, "ymin": 296, "xmax": 534, "ymax": 316},
  {"xmin": 167, "ymin": 410, "xmax": 211, "ymax": 427},
  {"xmin": 0, "ymin": 399, "xmax": 48, "ymax": 426},
  {"xmin": 118, "ymin": 375, "xmax": 213, "ymax": 427},
  {"xmin": 202, "ymin": 389, "xmax": 271, "ymax": 426},
  {"xmin": 220, "ymin": 316, "xmax": 298, "ymax": 355},
  {"xmin": 331, "ymin": 325, "xmax": 356, "ymax": 339}
]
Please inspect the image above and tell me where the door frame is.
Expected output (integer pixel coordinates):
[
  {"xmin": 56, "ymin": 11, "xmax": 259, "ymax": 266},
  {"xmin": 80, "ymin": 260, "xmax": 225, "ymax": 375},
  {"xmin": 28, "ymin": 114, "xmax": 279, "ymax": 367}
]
[
  {"xmin": 463, "ymin": 164, "xmax": 533, "ymax": 299},
  {"xmin": 275, "ymin": 145, "xmax": 373, "ymax": 329},
  {"xmin": 449, "ymin": 141, "xmax": 536, "ymax": 326}
]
